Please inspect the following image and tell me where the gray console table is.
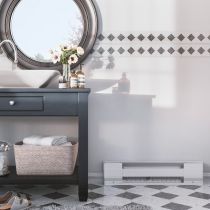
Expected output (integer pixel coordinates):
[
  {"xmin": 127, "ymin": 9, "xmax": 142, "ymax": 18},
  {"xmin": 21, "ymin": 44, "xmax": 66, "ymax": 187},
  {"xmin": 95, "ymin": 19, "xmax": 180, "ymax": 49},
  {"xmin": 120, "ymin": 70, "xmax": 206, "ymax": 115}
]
[{"xmin": 0, "ymin": 88, "xmax": 90, "ymax": 201}]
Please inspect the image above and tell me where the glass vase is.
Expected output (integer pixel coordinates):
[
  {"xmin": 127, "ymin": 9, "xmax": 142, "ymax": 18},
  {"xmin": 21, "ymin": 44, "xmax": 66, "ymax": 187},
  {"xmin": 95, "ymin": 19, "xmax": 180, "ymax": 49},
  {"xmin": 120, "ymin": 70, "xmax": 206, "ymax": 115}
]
[{"xmin": 62, "ymin": 64, "xmax": 71, "ymax": 84}]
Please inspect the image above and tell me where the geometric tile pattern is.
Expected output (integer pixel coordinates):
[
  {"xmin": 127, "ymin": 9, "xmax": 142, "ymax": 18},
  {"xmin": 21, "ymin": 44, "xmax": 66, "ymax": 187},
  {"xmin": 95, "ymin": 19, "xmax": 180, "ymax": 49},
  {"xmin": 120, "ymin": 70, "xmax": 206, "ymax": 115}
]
[{"xmin": 2, "ymin": 182, "xmax": 210, "ymax": 209}]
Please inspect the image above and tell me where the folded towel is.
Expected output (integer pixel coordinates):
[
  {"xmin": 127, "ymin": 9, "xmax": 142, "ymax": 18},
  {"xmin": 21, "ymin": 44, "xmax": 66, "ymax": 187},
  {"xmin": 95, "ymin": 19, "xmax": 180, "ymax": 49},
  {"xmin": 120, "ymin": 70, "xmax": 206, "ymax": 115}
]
[{"xmin": 23, "ymin": 136, "xmax": 72, "ymax": 146}]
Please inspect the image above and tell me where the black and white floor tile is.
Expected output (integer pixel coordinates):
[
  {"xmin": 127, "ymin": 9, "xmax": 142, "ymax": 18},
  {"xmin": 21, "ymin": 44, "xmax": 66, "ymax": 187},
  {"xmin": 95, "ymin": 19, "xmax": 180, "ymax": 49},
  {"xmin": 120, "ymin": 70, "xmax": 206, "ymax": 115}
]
[{"xmin": 2, "ymin": 182, "xmax": 210, "ymax": 209}]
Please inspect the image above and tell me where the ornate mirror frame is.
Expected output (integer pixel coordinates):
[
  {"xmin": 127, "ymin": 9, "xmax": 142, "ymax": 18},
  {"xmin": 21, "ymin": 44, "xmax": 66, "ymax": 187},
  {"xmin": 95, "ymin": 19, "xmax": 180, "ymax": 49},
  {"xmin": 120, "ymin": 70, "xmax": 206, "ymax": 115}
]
[{"xmin": 0, "ymin": 0, "xmax": 98, "ymax": 71}]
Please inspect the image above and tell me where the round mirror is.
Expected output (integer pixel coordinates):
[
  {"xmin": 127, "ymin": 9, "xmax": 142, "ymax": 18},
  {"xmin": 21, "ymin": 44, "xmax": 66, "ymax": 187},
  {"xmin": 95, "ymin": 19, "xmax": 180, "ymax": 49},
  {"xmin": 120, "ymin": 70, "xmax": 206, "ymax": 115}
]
[
  {"xmin": 0, "ymin": 0, "xmax": 98, "ymax": 70},
  {"xmin": 11, "ymin": 0, "xmax": 84, "ymax": 63}
]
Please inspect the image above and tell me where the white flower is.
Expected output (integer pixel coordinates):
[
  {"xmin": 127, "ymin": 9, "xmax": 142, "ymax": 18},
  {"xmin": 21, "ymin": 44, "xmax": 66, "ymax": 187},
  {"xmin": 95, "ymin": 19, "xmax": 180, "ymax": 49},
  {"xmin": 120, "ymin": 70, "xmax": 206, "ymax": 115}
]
[
  {"xmin": 51, "ymin": 51, "xmax": 61, "ymax": 64},
  {"xmin": 69, "ymin": 54, "xmax": 78, "ymax": 64},
  {"xmin": 77, "ymin": 47, "xmax": 84, "ymax": 55},
  {"xmin": 60, "ymin": 44, "xmax": 71, "ymax": 51}
]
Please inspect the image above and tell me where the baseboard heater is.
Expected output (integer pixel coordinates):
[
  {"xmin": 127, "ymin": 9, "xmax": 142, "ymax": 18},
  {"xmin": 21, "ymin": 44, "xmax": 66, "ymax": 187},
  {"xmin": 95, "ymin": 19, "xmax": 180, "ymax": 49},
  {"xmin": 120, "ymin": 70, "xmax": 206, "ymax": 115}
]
[{"xmin": 104, "ymin": 161, "xmax": 203, "ymax": 185}]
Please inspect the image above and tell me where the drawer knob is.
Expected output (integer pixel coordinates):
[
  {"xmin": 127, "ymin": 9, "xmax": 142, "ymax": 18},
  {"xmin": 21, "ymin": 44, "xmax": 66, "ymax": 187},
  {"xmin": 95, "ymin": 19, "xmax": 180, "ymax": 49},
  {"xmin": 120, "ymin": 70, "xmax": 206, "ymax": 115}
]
[{"xmin": 9, "ymin": 100, "xmax": 15, "ymax": 106}]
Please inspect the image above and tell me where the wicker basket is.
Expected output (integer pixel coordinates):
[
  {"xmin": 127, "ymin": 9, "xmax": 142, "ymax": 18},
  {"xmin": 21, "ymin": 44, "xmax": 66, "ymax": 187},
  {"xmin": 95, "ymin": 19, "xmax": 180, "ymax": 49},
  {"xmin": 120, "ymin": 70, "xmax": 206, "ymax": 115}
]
[{"xmin": 14, "ymin": 141, "xmax": 78, "ymax": 175}]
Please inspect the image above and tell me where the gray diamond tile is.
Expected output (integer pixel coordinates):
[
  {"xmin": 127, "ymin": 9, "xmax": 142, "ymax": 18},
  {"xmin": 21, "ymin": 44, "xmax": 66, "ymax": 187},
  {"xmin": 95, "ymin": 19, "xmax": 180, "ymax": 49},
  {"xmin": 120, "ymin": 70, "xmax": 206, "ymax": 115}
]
[
  {"xmin": 148, "ymin": 34, "xmax": 155, "ymax": 41},
  {"xmin": 43, "ymin": 192, "xmax": 68, "ymax": 200},
  {"xmin": 145, "ymin": 185, "xmax": 168, "ymax": 190},
  {"xmin": 47, "ymin": 185, "xmax": 69, "ymax": 190},
  {"xmin": 88, "ymin": 184, "xmax": 101, "ymax": 190},
  {"xmin": 188, "ymin": 34, "xmax": 195, "ymax": 41},
  {"xmin": 198, "ymin": 47, "xmax": 205, "ymax": 54},
  {"xmin": 168, "ymin": 34, "xmax": 175, "ymax": 41},
  {"xmin": 178, "ymin": 47, "xmax": 185, "ymax": 54},
  {"xmin": 40, "ymin": 202, "xmax": 61, "ymax": 207},
  {"xmin": 158, "ymin": 34, "xmax": 165, "ymax": 41},
  {"xmin": 153, "ymin": 192, "xmax": 178, "ymax": 200},
  {"xmin": 203, "ymin": 203, "xmax": 210, "ymax": 209},
  {"xmin": 117, "ymin": 192, "xmax": 141, "ymax": 200},
  {"xmin": 187, "ymin": 47, "xmax": 195, "ymax": 55},
  {"xmin": 128, "ymin": 34, "xmax": 135, "ymax": 41},
  {"xmin": 148, "ymin": 47, "xmax": 155, "ymax": 54},
  {"xmin": 178, "ymin": 34, "xmax": 185, "ymax": 41},
  {"xmin": 108, "ymin": 34, "xmax": 115, "ymax": 41},
  {"xmin": 118, "ymin": 34, "xmax": 125, "ymax": 41},
  {"xmin": 138, "ymin": 34, "xmax": 145, "ymax": 41},
  {"xmin": 108, "ymin": 47, "xmax": 115, "ymax": 54},
  {"xmin": 97, "ymin": 47, "xmax": 105, "ymax": 54},
  {"xmin": 198, "ymin": 34, "xmax": 205, "ymax": 41},
  {"xmin": 168, "ymin": 47, "xmax": 175, "ymax": 54},
  {"xmin": 189, "ymin": 192, "xmax": 210, "ymax": 200},
  {"xmin": 177, "ymin": 185, "xmax": 201, "ymax": 190},
  {"xmin": 208, "ymin": 35, "xmax": 210, "ymax": 40},
  {"xmin": 138, "ymin": 47, "xmax": 145, "ymax": 54},
  {"xmin": 88, "ymin": 192, "xmax": 104, "ymax": 199},
  {"xmin": 98, "ymin": 34, "xmax": 105, "ymax": 41},
  {"xmin": 118, "ymin": 47, "xmax": 125, "ymax": 54},
  {"xmin": 128, "ymin": 47, "xmax": 135, "ymax": 54},
  {"xmin": 208, "ymin": 49, "xmax": 210, "ymax": 54},
  {"xmin": 158, "ymin": 47, "xmax": 165, "ymax": 54},
  {"xmin": 162, "ymin": 202, "xmax": 191, "ymax": 210},
  {"xmin": 84, "ymin": 202, "xmax": 104, "ymax": 207},
  {"xmin": 112, "ymin": 185, "xmax": 136, "ymax": 190}
]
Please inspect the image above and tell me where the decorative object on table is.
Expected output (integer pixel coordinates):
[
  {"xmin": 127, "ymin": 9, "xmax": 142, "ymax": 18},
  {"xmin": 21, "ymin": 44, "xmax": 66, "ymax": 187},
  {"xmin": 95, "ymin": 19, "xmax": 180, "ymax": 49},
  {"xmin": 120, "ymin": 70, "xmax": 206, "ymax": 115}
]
[
  {"xmin": 50, "ymin": 44, "xmax": 84, "ymax": 87},
  {"xmin": 70, "ymin": 70, "xmax": 78, "ymax": 88},
  {"xmin": 0, "ymin": 141, "xmax": 11, "ymax": 176},
  {"xmin": 58, "ymin": 76, "xmax": 68, "ymax": 89},
  {"xmin": 14, "ymin": 140, "xmax": 78, "ymax": 175},
  {"xmin": 77, "ymin": 64, "xmax": 85, "ymax": 88}
]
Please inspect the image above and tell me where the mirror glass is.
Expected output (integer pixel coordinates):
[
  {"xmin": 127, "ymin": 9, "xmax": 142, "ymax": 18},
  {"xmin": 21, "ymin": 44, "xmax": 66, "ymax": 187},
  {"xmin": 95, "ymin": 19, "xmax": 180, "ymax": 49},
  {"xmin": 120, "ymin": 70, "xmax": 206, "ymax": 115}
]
[{"xmin": 10, "ymin": 0, "xmax": 84, "ymax": 62}]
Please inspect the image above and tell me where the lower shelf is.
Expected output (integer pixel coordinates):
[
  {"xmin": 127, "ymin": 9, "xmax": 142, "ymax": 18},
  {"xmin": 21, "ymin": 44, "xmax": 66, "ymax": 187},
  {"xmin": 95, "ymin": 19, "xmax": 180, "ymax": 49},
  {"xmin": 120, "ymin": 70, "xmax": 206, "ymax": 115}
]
[{"xmin": 0, "ymin": 166, "xmax": 79, "ymax": 185}]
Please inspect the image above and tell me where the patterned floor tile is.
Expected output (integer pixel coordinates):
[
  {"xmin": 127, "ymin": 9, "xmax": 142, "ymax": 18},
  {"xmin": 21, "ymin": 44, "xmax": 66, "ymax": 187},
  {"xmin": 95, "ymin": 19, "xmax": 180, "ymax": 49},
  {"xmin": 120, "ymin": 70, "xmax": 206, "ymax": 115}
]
[
  {"xmin": 162, "ymin": 202, "xmax": 191, "ymax": 210},
  {"xmin": 177, "ymin": 185, "xmax": 201, "ymax": 190},
  {"xmin": 84, "ymin": 202, "xmax": 104, "ymax": 207},
  {"xmin": 203, "ymin": 203, "xmax": 210, "ymax": 209},
  {"xmin": 55, "ymin": 195, "xmax": 90, "ymax": 206},
  {"xmin": 112, "ymin": 185, "xmax": 136, "ymax": 190},
  {"xmin": 128, "ymin": 186, "xmax": 159, "ymax": 196},
  {"xmin": 40, "ymin": 202, "xmax": 61, "ymax": 207},
  {"xmin": 145, "ymin": 185, "xmax": 168, "ymax": 190},
  {"xmin": 153, "ymin": 192, "xmax": 178, "ymax": 200},
  {"xmin": 163, "ymin": 186, "xmax": 194, "ymax": 196},
  {"xmin": 43, "ymin": 192, "xmax": 69, "ymax": 200},
  {"xmin": 189, "ymin": 192, "xmax": 210, "ymax": 200},
  {"xmin": 88, "ymin": 184, "xmax": 101, "ymax": 190},
  {"xmin": 88, "ymin": 192, "xmax": 104, "ymax": 199},
  {"xmin": 117, "ymin": 192, "xmax": 141, "ymax": 200},
  {"xmin": 58, "ymin": 185, "xmax": 78, "ymax": 195},
  {"xmin": 92, "ymin": 186, "xmax": 125, "ymax": 196}
]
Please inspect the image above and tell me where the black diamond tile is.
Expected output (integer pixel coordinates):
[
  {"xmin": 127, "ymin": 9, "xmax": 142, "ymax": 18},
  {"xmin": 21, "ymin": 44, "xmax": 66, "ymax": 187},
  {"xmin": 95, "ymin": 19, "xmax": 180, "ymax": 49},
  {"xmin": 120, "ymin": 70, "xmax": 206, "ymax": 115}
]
[
  {"xmin": 178, "ymin": 47, "xmax": 185, "ymax": 54},
  {"xmin": 168, "ymin": 47, "xmax": 175, "ymax": 54},
  {"xmin": 97, "ymin": 47, "xmax": 105, "ymax": 54},
  {"xmin": 138, "ymin": 34, "xmax": 145, "ymax": 41},
  {"xmin": 153, "ymin": 192, "xmax": 178, "ymax": 200},
  {"xmin": 189, "ymin": 192, "xmax": 210, "ymax": 200},
  {"xmin": 198, "ymin": 34, "xmax": 205, "ymax": 41},
  {"xmin": 112, "ymin": 185, "xmax": 135, "ymax": 190},
  {"xmin": 128, "ymin": 34, "xmax": 135, "ymax": 41},
  {"xmin": 145, "ymin": 185, "xmax": 168, "ymax": 190},
  {"xmin": 158, "ymin": 47, "xmax": 165, "ymax": 54},
  {"xmin": 188, "ymin": 34, "xmax": 195, "ymax": 41},
  {"xmin": 108, "ymin": 47, "xmax": 115, "ymax": 54},
  {"xmin": 98, "ymin": 34, "xmax": 105, "ymax": 41},
  {"xmin": 118, "ymin": 47, "xmax": 125, "ymax": 54},
  {"xmin": 198, "ymin": 47, "xmax": 205, "ymax": 54},
  {"xmin": 88, "ymin": 184, "xmax": 101, "ymax": 190},
  {"xmin": 148, "ymin": 34, "xmax": 155, "ymax": 41},
  {"xmin": 138, "ymin": 47, "xmax": 145, "ymax": 54},
  {"xmin": 15, "ymin": 185, "xmax": 35, "ymax": 189},
  {"xmin": 168, "ymin": 34, "xmax": 175, "ymax": 41},
  {"xmin": 128, "ymin": 47, "xmax": 135, "ymax": 54},
  {"xmin": 162, "ymin": 202, "xmax": 191, "ymax": 210},
  {"xmin": 178, "ymin": 34, "xmax": 185, "ymax": 41},
  {"xmin": 158, "ymin": 34, "xmax": 165, "ymax": 41},
  {"xmin": 208, "ymin": 49, "xmax": 210, "ymax": 54},
  {"xmin": 203, "ymin": 203, "xmax": 210, "ymax": 209},
  {"xmin": 43, "ymin": 192, "xmax": 68, "ymax": 200},
  {"xmin": 85, "ymin": 202, "xmax": 104, "ymax": 208},
  {"xmin": 117, "ymin": 192, "xmax": 141, "ymax": 200},
  {"xmin": 88, "ymin": 192, "xmax": 104, "ymax": 199},
  {"xmin": 124, "ymin": 203, "xmax": 148, "ymax": 208},
  {"xmin": 40, "ymin": 202, "xmax": 61, "ymax": 207},
  {"xmin": 148, "ymin": 47, "xmax": 155, "ymax": 54},
  {"xmin": 188, "ymin": 47, "xmax": 195, "ymax": 55},
  {"xmin": 177, "ymin": 185, "xmax": 201, "ymax": 190},
  {"xmin": 124, "ymin": 202, "xmax": 140, "ymax": 207},
  {"xmin": 108, "ymin": 34, "xmax": 115, "ymax": 41},
  {"xmin": 47, "ymin": 185, "xmax": 69, "ymax": 190},
  {"xmin": 118, "ymin": 34, "xmax": 125, "ymax": 41}
]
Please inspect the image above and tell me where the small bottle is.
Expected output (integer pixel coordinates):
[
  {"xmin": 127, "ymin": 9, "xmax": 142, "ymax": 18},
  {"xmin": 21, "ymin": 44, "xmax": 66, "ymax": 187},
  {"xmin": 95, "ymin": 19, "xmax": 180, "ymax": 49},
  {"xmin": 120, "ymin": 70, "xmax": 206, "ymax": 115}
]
[
  {"xmin": 70, "ymin": 71, "xmax": 78, "ymax": 88},
  {"xmin": 77, "ymin": 64, "xmax": 85, "ymax": 88}
]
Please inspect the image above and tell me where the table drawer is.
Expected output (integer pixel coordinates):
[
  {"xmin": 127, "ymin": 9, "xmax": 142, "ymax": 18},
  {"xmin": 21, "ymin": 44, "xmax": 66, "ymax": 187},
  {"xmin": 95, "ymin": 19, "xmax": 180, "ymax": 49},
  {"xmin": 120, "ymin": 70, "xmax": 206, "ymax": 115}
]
[{"xmin": 0, "ymin": 96, "xmax": 43, "ymax": 111}]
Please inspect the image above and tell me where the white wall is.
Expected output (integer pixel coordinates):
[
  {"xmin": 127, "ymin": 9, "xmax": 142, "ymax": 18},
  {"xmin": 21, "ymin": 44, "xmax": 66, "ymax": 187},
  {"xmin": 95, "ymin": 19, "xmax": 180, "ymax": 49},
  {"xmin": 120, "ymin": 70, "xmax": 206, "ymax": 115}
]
[{"xmin": 1, "ymin": 0, "xmax": 210, "ymax": 174}]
